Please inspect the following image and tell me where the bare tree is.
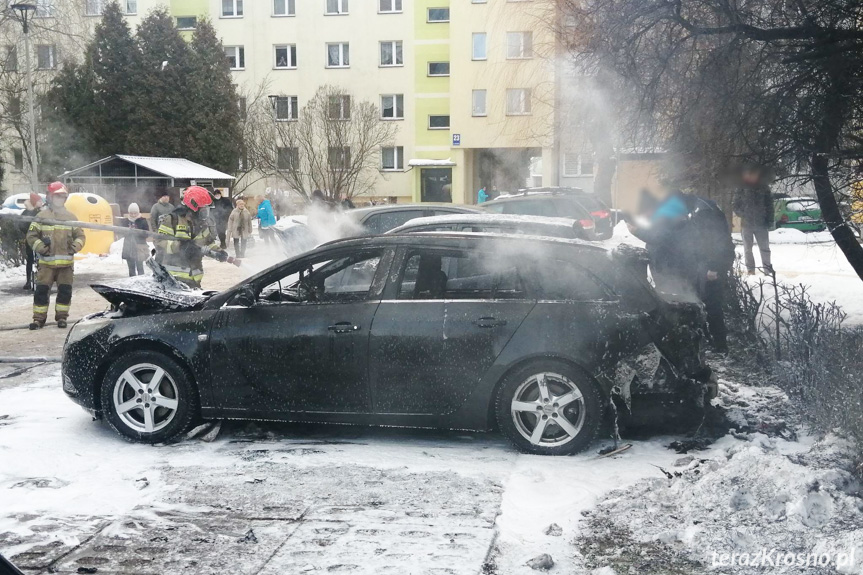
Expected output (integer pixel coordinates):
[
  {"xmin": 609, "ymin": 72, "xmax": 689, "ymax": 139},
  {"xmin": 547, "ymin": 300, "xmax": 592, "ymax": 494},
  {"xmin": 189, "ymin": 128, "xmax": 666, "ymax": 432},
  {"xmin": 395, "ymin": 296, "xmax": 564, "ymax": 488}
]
[
  {"xmin": 558, "ymin": 0, "xmax": 863, "ymax": 281},
  {"xmin": 247, "ymin": 85, "xmax": 398, "ymax": 202}
]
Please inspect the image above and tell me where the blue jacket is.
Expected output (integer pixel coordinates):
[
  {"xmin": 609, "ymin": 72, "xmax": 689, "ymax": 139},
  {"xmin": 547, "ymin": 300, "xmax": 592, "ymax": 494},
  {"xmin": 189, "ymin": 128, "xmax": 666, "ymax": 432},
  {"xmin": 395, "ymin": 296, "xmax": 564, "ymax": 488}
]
[
  {"xmin": 257, "ymin": 199, "xmax": 276, "ymax": 228},
  {"xmin": 477, "ymin": 189, "xmax": 489, "ymax": 204}
]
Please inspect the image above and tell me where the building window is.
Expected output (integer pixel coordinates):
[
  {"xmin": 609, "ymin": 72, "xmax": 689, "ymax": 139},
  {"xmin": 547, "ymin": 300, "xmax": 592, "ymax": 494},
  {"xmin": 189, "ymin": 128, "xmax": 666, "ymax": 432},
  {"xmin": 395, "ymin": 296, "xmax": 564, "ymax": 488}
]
[
  {"xmin": 472, "ymin": 90, "xmax": 487, "ymax": 116},
  {"xmin": 472, "ymin": 33, "xmax": 487, "ymax": 60},
  {"xmin": 85, "ymin": 0, "xmax": 105, "ymax": 16},
  {"xmin": 12, "ymin": 148, "xmax": 23, "ymax": 171},
  {"xmin": 125, "ymin": 0, "xmax": 137, "ymax": 14},
  {"xmin": 427, "ymin": 61, "xmax": 450, "ymax": 76},
  {"xmin": 506, "ymin": 32, "xmax": 533, "ymax": 59},
  {"xmin": 564, "ymin": 152, "xmax": 595, "ymax": 176},
  {"xmin": 380, "ymin": 41, "xmax": 403, "ymax": 67},
  {"xmin": 4, "ymin": 46, "xmax": 17, "ymax": 72},
  {"xmin": 176, "ymin": 16, "xmax": 197, "ymax": 30},
  {"xmin": 427, "ymin": 8, "xmax": 450, "ymax": 22},
  {"xmin": 273, "ymin": 0, "xmax": 295, "ymax": 16},
  {"xmin": 225, "ymin": 46, "xmax": 245, "ymax": 70},
  {"xmin": 274, "ymin": 45, "xmax": 297, "ymax": 68},
  {"xmin": 238, "ymin": 97, "xmax": 247, "ymax": 120},
  {"xmin": 381, "ymin": 146, "xmax": 404, "ymax": 171},
  {"xmin": 277, "ymin": 147, "xmax": 299, "ymax": 170},
  {"xmin": 379, "ymin": 0, "xmax": 402, "ymax": 13},
  {"xmin": 36, "ymin": 45, "xmax": 56, "ymax": 69},
  {"xmin": 275, "ymin": 96, "xmax": 298, "ymax": 121},
  {"xmin": 381, "ymin": 94, "xmax": 404, "ymax": 119},
  {"xmin": 328, "ymin": 95, "xmax": 351, "ymax": 120},
  {"xmin": 506, "ymin": 89, "xmax": 531, "ymax": 115},
  {"xmin": 222, "ymin": 0, "xmax": 243, "ymax": 17},
  {"xmin": 326, "ymin": 43, "xmax": 350, "ymax": 68},
  {"xmin": 328, "ymin": 147, "xmax": 351, "ymax": 171},
  {"xmin": 8, "ymin": 96, "xmax": 21, "ymax": 119},
  {"xmin": 326, "ymin": 0, "xmax": 349, "ymax": 15},
  {"xmin": 428, "ymin": 115, "xmax": 450, "ymax": 130},
  {"xmin": 34, "ymin": 0, "xmax": 54, "ymax": 18}
]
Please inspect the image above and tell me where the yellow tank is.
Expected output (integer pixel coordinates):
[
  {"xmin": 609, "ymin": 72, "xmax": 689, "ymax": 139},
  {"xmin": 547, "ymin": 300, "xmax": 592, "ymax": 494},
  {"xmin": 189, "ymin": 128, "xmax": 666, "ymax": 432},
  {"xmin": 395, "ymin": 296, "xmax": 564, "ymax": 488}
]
[{"xmin": 65, "ymin": 192, "xmax": 114, "ymax": 256}]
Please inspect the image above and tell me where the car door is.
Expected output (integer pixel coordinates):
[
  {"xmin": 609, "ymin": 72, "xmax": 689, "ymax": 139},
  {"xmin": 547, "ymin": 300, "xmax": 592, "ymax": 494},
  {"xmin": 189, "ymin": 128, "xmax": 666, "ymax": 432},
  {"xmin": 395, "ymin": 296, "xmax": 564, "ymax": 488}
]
[
  {"xmin": 208, "ymin": 248, "xmax": 392, "ymax": 415},
  {"xmin": 369, "ymin": 245, "xmax": 535, "ymax": 415}
]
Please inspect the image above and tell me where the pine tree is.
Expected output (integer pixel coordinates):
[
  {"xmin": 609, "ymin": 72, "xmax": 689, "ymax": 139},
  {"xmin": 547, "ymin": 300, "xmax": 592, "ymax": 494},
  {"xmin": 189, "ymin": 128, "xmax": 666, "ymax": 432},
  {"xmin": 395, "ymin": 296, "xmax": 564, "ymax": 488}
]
[{"xmin": 187, "ymin": 19, "xmax": 242, "ymax": 175}]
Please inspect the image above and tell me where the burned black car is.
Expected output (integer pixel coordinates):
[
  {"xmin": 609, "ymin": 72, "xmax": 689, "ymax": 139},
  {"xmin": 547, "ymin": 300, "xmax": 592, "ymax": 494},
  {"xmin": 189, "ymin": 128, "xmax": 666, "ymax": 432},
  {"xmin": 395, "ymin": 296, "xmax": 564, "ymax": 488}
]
[{"xmin": 62, "ymin": 234, "xmax": 713, "ymax": 455}]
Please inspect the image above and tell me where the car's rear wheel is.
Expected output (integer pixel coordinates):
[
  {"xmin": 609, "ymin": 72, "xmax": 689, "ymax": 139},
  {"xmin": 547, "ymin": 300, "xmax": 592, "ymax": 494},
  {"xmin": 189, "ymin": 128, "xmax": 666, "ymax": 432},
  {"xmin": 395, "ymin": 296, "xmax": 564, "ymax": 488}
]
[
  {"xmin": 496, "ymin": 361, "xmax": 601, "ymax": 455},
  {"xmin": 101, "ymin": 350, "xmax": 198, "ymax": 444}
]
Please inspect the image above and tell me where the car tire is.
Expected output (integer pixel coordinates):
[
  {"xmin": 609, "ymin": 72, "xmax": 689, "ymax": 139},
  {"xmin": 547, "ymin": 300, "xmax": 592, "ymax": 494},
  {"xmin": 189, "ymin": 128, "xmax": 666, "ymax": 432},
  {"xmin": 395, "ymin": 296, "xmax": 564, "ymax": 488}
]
[
  {"xmin": 495, "ymin": 360, "xmax": 602, "ymax": 455},
  {"xmin": 101, "ymin": 350, "xmax": 198, "ymax": 444}
]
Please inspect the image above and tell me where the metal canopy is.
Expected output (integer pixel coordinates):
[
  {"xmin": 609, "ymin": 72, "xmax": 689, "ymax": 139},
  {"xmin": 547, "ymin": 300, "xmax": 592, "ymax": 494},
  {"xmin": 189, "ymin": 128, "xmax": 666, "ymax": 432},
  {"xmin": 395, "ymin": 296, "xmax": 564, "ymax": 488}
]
[{"xmin": 60, "ymin": 155, "xmax": 235, "ymax": 182}]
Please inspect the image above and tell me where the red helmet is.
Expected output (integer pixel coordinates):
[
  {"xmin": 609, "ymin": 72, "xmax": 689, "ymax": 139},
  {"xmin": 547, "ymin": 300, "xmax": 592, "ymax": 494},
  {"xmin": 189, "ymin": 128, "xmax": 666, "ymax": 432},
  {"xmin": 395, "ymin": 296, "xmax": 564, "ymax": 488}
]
[
  {"xmin": 47, "ymin": 181, "xmax": 68, "ymax": 198},
  {"xmin": 182, "ymin": 186, "xmax": 213, "ymax": 212}
]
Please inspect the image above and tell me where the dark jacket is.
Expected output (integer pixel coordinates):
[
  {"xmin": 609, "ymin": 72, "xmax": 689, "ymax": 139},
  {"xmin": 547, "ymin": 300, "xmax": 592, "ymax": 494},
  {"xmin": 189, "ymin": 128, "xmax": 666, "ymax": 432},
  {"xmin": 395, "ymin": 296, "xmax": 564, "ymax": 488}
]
[
  {"xmin": 19, "ymin": 201, "xmax": 41, "ymax": 236},
  {"xmin": 121, "ymin": 216, "xmax": 150, "ymax": 262},
  {"xmin": 212, "ymin": 196, "xmax": 233, "ymax": 229},
  {"xmin": 682, "ymin": 196, "xmax": 735, "ymax": 293},
  {"xmin": 732, "ymin": 185, "xmax": 773, "ymax": 228}
]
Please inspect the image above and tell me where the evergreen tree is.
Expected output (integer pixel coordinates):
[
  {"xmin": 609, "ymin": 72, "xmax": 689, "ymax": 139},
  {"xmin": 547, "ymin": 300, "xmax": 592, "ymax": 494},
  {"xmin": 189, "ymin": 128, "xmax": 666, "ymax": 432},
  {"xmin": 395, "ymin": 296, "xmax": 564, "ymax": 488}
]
[
  {"xmin": 39, "ymin": 62, "xmax": 97, "ymax": 179},
  {"xmin": 187, "ymin": 19, "xmax": 241, "ymax": 175}
]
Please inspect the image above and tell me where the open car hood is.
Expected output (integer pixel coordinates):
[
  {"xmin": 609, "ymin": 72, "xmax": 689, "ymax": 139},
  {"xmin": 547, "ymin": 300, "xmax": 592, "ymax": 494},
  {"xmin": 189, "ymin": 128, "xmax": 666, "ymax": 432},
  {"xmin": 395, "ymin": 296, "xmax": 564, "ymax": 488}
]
[{"xmin": 90, "ymin": 259, "xmax": 211, "ymax": 313}]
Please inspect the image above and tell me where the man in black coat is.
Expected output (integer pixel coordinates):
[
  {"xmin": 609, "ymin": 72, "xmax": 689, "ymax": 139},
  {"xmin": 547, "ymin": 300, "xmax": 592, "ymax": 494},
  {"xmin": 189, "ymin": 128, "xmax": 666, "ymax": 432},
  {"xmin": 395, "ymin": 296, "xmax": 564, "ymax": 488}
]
[
  {"xmin": 732, "ymin": 166, "xmax": 774, "ymax": 275},
  {"xmin": 211, "ymin": 189, "xmax": 233, "ymax": 249}
]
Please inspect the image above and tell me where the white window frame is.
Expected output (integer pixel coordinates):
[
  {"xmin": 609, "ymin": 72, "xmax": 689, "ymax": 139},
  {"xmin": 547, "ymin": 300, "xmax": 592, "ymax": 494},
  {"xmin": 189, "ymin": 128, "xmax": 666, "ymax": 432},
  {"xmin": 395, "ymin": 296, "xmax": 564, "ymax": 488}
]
[
  {"xmin": 326, "ymin": 0, "xmax": 349, "ymax": 15},
  {"xmin": 4, "ymin": 46, "xmax": 17, "ymax": 72},
  {"xmin": 506, "ymin": 32, "xmax": 533, "ymax": 59},
  {"xmin": 328, "ymin": 146, "xmax": 351, "ymax": 171},
  {"xmin": 273, "ymin": 0, "xmax": 296, "ymax": 16},
  {"xmin": 34, "ymin": 0, "xmax": 54, "ymax": 18},
  {"xmin": 85, "ymin": 0, "xmax": 105, "ymax": 16},
  {"xmin": 380, "ymin": 94, "xmax": 404, "ymax": 120},
  {"xmin": 472, "ymin": 89, "xmax": 487, "ymax": 117},
  {"xmin": 222, "ymin": 0, "xmax": 244, "ymax": 18},
  {"xmin": 427, "ymin": 7, "xmax": 450, "ymax": 22},
  {"xmin": 176, "ymin": 16, "xmax": 197, "ymax": 30},
  {"xmin": 125, "ymin": 0, "xmax": 137, "ymax": 15},
  {"xmin": 381, "ymin": 146, "xmax": 404, "ymax": 171},
  {"xmin": 563, "ymin": 152, "xmax": 595, "ymax": 177},
  {"xmin": 378, "ymin": 0, "xmax": 402, "ymax": 14},
  {"xmin": 379, "ymin": 41, "xmax": 403, "ymax": 67},
  {"xmin": 36, "ymin": 45, "xmax": 56, "ymax": 70},
  {"xmin": 326, "ymin": 43, "xmax": 350, "ymax": 68},
  {"xmin": 506, "ymin": 89, "xmax": 532, "ymax": 115},
  {"xmin": 274, "ymin": 44, "xmax": 298, "ymax": 69},
  {"xmin": 275, "ymin": 96, "xmax": 299, "ymax": 121},
  {"xmin": 472, "ymin": 33, "xmax": 487, "ymax": 60},
  {"xmin": 225, "ymin": 46, "xmax": 245, "ymax": 70},
  {"xmin": 428, "ymin": 115, "xmax": 450, "ymax": 130},
  {"xmin": 427, "ymin": 61, "xmax": 450, "ymax": 77},
  {"xmin": 328, "ymin": 95, "xmax": 351, "ymax": 120}
]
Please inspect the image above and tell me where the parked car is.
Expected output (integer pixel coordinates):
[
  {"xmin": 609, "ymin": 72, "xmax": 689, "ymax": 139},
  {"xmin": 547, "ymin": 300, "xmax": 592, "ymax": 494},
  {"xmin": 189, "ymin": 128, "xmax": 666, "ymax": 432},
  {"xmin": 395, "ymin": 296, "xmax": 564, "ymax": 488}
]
[
  {"xmin": 387, "ymin": 212, "xmax": 593, "ymax": 240},
  {"xmin": 348, "ymin": 203, "xmax": 481, "ymax": 234},
  {"xmin": 1, "ymin": 192, "xmax": 45, "ymax": 211},
  {"xmin": 63, "ymin": 234, "xmax": 712, "ymax": 455},
  {"xmin": 483, "ymin": 188, "xmax": 614, "ymax": 240},
  {"xmin": 773, "ymin": 196, "xmax": 825, "ymax": 232}
]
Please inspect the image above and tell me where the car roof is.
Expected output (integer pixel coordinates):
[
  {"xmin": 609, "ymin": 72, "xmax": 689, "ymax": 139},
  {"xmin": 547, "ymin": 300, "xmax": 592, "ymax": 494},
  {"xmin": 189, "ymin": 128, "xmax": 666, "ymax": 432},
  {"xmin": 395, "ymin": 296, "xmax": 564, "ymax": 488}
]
[
  {"xmin": 387, "ymin": 213, "xmax": 579, "ymax": 231},
  {"xmin": 348, "ymin": 203, "xmax": 481, "ymax": 219},
  {"xmin": 315, "ymin": 230, "xmax": 606, "ymax": 254},
  {"xmin": 496, "ymin": 187, "xmax": 587, "ymax": 198}
]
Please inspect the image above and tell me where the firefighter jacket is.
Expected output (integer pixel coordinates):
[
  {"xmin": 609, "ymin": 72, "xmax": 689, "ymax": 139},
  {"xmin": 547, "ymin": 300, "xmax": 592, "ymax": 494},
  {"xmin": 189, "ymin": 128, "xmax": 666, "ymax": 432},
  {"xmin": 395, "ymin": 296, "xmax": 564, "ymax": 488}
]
[
  {"xmin": 25, "ymin": 206, "xmax": 85, "ymax": 268},
  {"xmin": 156, "ymin": 208, "xmax": 220, "ymax": 287}
]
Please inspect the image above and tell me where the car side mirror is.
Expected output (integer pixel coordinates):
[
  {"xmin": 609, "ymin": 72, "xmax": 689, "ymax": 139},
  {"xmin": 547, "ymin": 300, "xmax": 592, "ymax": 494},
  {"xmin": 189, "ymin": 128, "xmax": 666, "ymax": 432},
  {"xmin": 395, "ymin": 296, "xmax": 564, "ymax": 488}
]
[{"xmin": 233, "ymin": 285, "xmax": 256, "ymax": 307}]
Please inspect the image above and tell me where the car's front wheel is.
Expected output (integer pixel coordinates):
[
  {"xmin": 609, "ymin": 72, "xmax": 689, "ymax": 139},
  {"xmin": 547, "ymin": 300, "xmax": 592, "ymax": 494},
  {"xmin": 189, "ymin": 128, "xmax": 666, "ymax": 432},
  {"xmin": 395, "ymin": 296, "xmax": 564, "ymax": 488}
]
[
  {"xmin": 496, "ymin": 361, "xmax": 601, "ymax": 455},
  {"xmin": 101, "ymin": 350, "xmax": 198, "ymax": 444}
]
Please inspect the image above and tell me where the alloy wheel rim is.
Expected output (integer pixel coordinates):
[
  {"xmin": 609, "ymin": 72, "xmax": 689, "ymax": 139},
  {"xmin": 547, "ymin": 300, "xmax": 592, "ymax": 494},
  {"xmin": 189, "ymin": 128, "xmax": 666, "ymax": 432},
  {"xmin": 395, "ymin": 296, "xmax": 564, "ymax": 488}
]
[
  {"xmin": 511, "ymin": 372, "xmax": 586, "ymax": 447},
  {"xmin": 113, "ymin": 363, "xmax": 179, "ymax": 434}
]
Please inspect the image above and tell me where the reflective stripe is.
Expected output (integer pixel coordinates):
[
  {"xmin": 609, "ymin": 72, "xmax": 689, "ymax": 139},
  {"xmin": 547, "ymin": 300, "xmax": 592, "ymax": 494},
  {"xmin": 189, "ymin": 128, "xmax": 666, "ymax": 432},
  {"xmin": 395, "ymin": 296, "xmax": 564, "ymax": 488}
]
[
  {"xmin": 37, "ymin": 225, "xmax": 75, "ymax": 232},
  {"xmin": 55, "ymin": 304, "xmax": 70, "ymax": 311},
  {"xmin": 32, "ymin": 240, "xmax": 45, "ymax": 253},
  {"xmin": 33, "ymin": 305, "xmax": 49, "ymax": 313},
  {"xmin": 28, "ymin": 222, "xmax": 42, "ymax": 232},
  {"xmin": 158, "ymin": 225, "xmax": 174, "ymax": 235},
  {"xmin": 39, "ymin": 255, "xmax": 74, "ymax": 262}
]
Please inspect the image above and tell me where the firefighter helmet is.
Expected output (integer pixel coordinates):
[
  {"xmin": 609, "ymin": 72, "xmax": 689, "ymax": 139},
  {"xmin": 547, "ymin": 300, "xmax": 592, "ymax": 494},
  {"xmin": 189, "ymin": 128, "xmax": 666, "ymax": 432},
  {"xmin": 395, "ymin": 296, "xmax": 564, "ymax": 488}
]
[
  {"xmin": 182, "ymin": 186, "xmax": 213, "ymax": 212},
  {"xmin": 47, "ymin": 181, "xmax": 68, "ymax": 198}
]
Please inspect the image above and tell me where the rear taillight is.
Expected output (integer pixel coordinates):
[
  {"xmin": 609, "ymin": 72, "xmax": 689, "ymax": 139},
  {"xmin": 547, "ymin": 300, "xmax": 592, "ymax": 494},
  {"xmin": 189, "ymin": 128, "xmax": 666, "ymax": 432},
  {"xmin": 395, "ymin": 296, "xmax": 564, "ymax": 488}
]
[
  {"xmin": 590, "ymin": 210, "xmax": 610, "ymax": 219},
  {"xmin": 579, "ymin": 219, "xmax": 595, "ymax": 230}
]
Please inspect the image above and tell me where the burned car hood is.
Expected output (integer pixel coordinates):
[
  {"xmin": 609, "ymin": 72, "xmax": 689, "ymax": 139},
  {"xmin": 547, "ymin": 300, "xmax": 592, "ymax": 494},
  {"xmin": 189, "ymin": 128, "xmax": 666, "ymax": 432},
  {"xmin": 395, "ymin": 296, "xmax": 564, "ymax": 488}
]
[{"xmin": 91, "ymin": 276, "xmax": 211, "ymax": 312}]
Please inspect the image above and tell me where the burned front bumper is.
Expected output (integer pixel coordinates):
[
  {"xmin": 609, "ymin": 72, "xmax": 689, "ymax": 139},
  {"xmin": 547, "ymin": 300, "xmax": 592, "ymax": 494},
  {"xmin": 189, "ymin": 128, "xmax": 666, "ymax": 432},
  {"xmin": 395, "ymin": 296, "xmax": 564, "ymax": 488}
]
[{"xmin": 61, "ymin": 317, "xmax": 112, "ymax": 416}]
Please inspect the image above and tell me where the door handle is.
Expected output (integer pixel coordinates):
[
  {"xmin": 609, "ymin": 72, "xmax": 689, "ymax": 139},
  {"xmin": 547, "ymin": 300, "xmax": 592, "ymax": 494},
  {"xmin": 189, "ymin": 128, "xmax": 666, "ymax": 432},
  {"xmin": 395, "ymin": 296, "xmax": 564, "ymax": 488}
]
[
  {"xmin": 473, "ymin": 316, "xmax": 507, "ymax": 328},
  {"xmin": 328, "ymin": 322, "xmax": 360, "ymax": 334}
]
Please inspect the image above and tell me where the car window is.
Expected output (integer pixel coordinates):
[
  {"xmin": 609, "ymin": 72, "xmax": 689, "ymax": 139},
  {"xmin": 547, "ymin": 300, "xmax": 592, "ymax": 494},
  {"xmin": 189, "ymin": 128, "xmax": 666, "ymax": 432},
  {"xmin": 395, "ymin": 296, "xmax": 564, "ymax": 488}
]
[
  {"xmin": 570, "ymin": 195, "xmax": 605, "ymax": 212},
  {"xmin": 786, "ymin": 200, "xmax": 819, "ymax": 212},
  {"xmin": 260, "ymin": 250, "xmax": 383, "ymax": 303},
  {"xmin": 398, "ymin": 249, "xmax": 527, "ymax": 300},
  {"xmin": 553, "ymin": 198, "xmax": 592, "ymax": 219},
  {"xmin": 481, "ymin": 202, "xmax": 506, "ymax": 214},
  {"xmin": 533, "ymin": 259, "xmax": 610, "ymax": 301},
  {"xmin": 502, "ymin": 199, "xmax": 558, "ymax": 217},
  {"xmin": 364, "ymin": 210, "xmax": 426, "ymax": 234}
]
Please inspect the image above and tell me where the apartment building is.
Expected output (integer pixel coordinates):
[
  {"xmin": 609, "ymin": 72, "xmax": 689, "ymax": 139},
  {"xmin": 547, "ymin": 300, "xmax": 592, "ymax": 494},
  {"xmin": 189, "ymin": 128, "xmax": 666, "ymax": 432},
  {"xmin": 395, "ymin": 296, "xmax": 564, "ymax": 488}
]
[{"xmin": 2, "ymin": 0, "xmax": 597, "ymax": 203}]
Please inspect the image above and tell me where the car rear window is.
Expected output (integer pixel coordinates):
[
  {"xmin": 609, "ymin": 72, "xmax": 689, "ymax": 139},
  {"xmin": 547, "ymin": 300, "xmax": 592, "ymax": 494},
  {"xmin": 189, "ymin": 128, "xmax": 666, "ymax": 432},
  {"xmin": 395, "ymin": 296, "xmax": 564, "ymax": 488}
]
[
  {"xmin": 500, "ymin": 199, "xmax": 559, "ymax": 217},
  {"xmin": 553, "ymin": 198, "xmax": 592, "ymax": 219},
  {"xmin": 785, "ymin": 200, "xmax": 819, "ymax": 212}
]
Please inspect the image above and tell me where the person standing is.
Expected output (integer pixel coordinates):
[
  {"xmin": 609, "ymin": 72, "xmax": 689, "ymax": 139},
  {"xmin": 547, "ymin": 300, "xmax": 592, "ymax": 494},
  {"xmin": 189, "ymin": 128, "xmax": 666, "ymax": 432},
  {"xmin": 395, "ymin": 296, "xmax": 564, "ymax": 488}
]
[
  {"xmin": 19, "ymin": 192, "xmax": 43, "ymax": 290},
  {"xmin": 149, "ymin": 191, "xmax": 174, "ymax": 263},
  {"xmin": 211, "ymin": 189, "xmax": 233, "ymax": 249},
  {"xmin": 477, "ymin": 186, "xmax": 489, "ymax": 204},
  {"xmin": 227, "ymin": 199, "xmax": 252, "ymax": 258},
  {"xmin": 155, "ymin": 186, "xmax": 227, "ymax": 288},
  {"xmin": 256, "ymin": 195, "xmax": 276, "ymax": 247},
  {"xmin": 733, "ymin": 166, "xmax": 774, "ymax": 275},
  {"xmin": 121, "ymin": 203, "xmax": 150, "ymax": 277},
  {"xmin": 26, "ymin": 182, "xmax": 84, "ymax": 330}
]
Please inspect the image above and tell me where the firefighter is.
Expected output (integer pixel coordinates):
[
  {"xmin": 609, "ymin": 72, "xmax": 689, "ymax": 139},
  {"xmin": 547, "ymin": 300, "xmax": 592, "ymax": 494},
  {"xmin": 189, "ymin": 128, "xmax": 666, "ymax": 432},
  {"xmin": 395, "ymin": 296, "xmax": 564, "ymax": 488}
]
[
  {"xmin": 26, "ymin": 182, "xmax": 85, "ymax": 330},
  {"xmin": 155, "ymin": 186, "xmax": 228, "ymax": 288}
]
